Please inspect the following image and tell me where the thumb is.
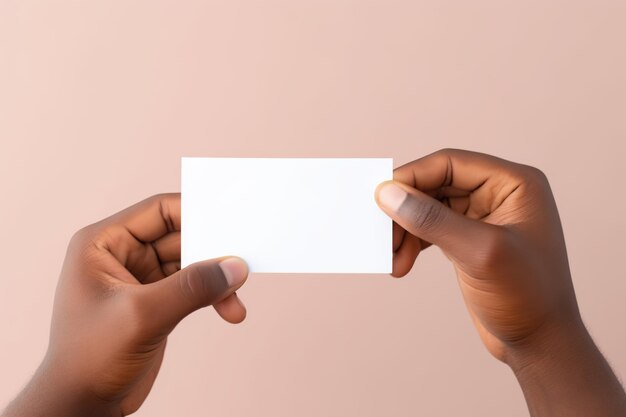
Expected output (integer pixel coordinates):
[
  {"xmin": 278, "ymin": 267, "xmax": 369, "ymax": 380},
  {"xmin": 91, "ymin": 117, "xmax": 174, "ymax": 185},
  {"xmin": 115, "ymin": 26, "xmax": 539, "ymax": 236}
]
[
  {"xmin": 139, "ymin": 256, "xmax": 248, "ymax": 333},
  {"xmin": 375, "ymin": 180, "xmax": 496, "ymax": 258}
]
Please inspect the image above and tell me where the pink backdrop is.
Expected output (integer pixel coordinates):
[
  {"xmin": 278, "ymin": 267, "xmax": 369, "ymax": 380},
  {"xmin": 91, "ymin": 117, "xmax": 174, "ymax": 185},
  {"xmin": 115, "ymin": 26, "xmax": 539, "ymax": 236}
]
[{"xmin": 1, "ymin": 2, "xmax": 625, "ymax": 416}]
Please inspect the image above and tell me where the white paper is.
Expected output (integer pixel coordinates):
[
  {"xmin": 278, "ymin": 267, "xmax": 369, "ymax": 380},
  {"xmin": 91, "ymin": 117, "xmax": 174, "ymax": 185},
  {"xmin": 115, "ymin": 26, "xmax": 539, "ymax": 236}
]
[{"xmin": 181, "ymin": 158, "xmax": 392, "ymax": 273}]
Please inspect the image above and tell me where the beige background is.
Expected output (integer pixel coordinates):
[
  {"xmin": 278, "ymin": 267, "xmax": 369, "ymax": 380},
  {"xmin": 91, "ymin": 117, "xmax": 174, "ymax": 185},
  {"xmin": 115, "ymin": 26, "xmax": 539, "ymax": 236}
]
[{"xmin": 1, "ymin": 1, "xmax": 625, "ymax": 416}]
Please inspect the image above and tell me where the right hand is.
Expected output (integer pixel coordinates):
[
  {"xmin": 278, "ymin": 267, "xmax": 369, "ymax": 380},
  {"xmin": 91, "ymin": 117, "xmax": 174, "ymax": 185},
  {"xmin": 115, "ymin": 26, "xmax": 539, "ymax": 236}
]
[
  {"xmin": 2, "ymin": 194, "xmax": 249, "ymax": 417},
  {"xmin": 374, "ymin": 149, "xmax": 582, "ymax": 365}
]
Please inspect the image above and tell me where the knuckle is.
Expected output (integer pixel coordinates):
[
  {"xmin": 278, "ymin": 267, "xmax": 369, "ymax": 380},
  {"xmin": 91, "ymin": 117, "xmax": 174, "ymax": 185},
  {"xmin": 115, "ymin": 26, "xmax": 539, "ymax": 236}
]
[
  {"xmin": 434, "ymin": 147, "xmax": 464, "ymax": 159},
  {"xmin": 69, "ymin": 225, "xmax": 91, "ymax": 244},
  {"xmin": 517, "ymin": 164, "xmax": 549, "ymax": 185},
  {"xmin": 435, "ymin": 147, "xmax": 455, "ymax": 155},
  {"xmin": 68, "ymin": 224, "xmax": 99, "ymax": 251},
  {"xmin": 134, "ymin": 194, "xmax": 170, "ymax": 213},
  {"xmin": 68, "ymin": 222, "xmax": 113, "ymax": 254},
  {"xmin": 178, "ymin": 267, "xmax": 199, "ymax": 303},
  {"xmin": 409, "ymin": 200, "xmax": 445, "ymax": 232},
  {"xmin": 177, "ymin": 266, "xmax": 220, "ymax": 307},
  {"xmin": 148, "ymin": 193, "xmax": 168, "ymax": 203},
  {"xmin": 148, "ymin": 192, "xmax": 178, "ymax": 205},
  {"xmin": 526, "ymin": 166, "xmax": 546, "ymax": 180}
]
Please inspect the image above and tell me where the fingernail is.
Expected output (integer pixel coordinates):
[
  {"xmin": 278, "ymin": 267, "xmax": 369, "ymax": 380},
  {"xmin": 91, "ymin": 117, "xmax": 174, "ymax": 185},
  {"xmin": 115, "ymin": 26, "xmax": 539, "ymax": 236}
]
[
  {"xmin": 377, "ymin": 182, "xmax": 407, "ymax": 212},
  {"xmin": 219, "ymin": 257, "xmax": 248, "ymax": 287}
]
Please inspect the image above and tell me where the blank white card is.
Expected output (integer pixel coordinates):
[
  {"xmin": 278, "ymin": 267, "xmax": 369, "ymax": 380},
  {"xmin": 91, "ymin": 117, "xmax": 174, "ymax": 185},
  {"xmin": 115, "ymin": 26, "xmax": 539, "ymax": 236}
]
[{"xmin": 181, "ymin": 158, "xmax": 392, "ymax": 273}]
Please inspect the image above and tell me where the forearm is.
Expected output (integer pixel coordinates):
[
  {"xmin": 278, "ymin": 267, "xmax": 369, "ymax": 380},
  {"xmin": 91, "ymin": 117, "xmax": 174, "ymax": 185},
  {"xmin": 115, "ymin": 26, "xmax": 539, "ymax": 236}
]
[
  {"xmin": 2, "ymin": 360, "xmax": 118, "ymax": 417},
  {"xmin": 509, "ymin": 319, "xmax": 626, "ymax": 417}
]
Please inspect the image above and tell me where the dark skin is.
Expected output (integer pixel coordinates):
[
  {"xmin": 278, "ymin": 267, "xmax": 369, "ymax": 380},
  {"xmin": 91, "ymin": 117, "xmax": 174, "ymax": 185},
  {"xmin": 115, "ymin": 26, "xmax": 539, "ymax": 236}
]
[
  {"xmin": 375, "ymin": 149, "xmax": 626, "ymax": 416},
  {"xmin": 2, "ymin": 194, "xmax": 249, "ymax": 416},
  {"xmin": 2, "ymin": 149, "xmax": 625, "ymax": 416}
]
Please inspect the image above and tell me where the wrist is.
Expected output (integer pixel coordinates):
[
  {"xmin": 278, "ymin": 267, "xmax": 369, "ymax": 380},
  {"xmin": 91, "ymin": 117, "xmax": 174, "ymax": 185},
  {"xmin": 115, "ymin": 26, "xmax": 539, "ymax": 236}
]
[
  {"xmin": 505, "ymin": 314, "xmax": 626, "ymax": 416},
  {"xmin": 2, "ymin": 356, "xmax": 121, "ymax": 417},
  {"xmin": 505, "ymin": 314, "xmax": 589, "ymax": 378}
]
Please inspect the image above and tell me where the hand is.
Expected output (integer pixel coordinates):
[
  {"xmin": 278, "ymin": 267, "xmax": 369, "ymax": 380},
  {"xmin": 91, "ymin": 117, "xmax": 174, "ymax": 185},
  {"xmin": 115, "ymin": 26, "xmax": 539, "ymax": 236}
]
[
  {"xmin": 375, "ymin": 149, "xmax": 626, "ymax": 416},
  {"xmin": 2, "ymin": 193, "xmax": 249, "ymax": 417},
  {"xmin": 376, "ymin": 148, "xmax": 576, "ymax": 361}
]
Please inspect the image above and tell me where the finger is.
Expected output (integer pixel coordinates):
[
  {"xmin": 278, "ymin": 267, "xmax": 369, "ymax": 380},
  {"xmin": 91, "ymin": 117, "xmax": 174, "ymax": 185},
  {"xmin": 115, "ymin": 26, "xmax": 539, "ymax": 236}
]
[
  {"xmin": 375, "ymin": 180, "xmax": 500, "ymax": 261},
  {"xmin": 213, "ymin": 293, "xmax": 247, "ymax": 324},
  {"xmin": 159, "ymin": 261, "xmax": 181, "ymax": 279},
  {"xmin": 393, "ymin": 148, "xmax": 522, "ymax": 193},
  {"xmin": 139, "ymin": 256, "xmax": 249, "ymax": 333},
  {"xmin": 151, "ymin": 232, "xmax": 181, "ymax": 263},
  {"xmin": 96, "ymin": 193, "xmax": 181, "ymax": 243},
  {"xmin": 392, "ymin": 232, "xmax": 422, "ymax": 277},
  {"xmin": 138, "ymin": 260, "xmax": 180, "ymax": 285},
  {"xmin": 393, "ymin": 221, "xmax": 405, "ymax": 252},
  {"xmin": 84, "ymin": 194, "xmax": 181, "ymax": 278},
  {"xmin": 392, "ymin": 217, "xmax": 432, "ymax": 278}
]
